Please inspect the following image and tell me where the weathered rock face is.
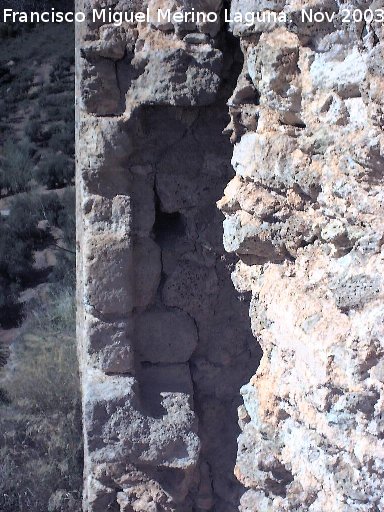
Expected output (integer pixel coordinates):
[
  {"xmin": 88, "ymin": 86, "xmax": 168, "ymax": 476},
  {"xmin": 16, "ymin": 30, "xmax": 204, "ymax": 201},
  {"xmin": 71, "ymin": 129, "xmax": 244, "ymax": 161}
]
[
  {"xmin": 217, "ymin": 1, "xmax": 384, "ymax": 510},
  {"xmin": 77, "ymin": 0, "xmax": 383, "ymax": 511}
]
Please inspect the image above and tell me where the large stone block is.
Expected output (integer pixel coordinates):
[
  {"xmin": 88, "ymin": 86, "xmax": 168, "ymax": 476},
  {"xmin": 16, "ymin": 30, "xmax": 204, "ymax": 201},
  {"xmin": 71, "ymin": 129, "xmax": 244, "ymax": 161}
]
[
  {"xmin": 133, "ymin": 237, "xmax": 162, "ymax": 309},
  {"xmin": 85, "ymin": 314, "xmax": 135, "ymax": 374},
  {"xmin": 80, "ymin": 57, "xmax": 121, "ymax": 115},
  {"xmin": 162, "ymin": 261, "xmax": 219, "ymax": 320},
  {"xmin": 135, "ymin": 309, "xmax": 198, "ymax": 363},
  {"xmin": 83, "ymin": 369, "xmax": 199, "ymax": 469},
  {"xmin": 85, "ymin": 234, "xmax": 133, "ymax": 316},
  {"xmin": 127, "ymin": 31, "xmax": 223, "ymax": 107},
  {"xmin": 78, "ymin": 117, "xmax": 133, "ymax": 177},
  {"xmin": 130, "ymin": 173, "xmax": 156, "ymax": 235}
]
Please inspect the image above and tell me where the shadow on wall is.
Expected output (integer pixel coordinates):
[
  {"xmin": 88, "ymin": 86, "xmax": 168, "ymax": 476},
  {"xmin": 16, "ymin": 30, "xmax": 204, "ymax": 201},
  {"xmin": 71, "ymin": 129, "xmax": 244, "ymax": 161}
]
[{"xmin": 129, "ymin": 103, "xmax": 262, "ymax": 511}]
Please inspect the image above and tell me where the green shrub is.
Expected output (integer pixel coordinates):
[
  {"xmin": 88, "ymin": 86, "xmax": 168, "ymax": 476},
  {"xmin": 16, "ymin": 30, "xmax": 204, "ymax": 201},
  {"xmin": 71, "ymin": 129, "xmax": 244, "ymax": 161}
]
[
  {"xmin": 43, "ymin": 82, "xmax": 68, "ymax": 95},
  {"xmin": 39, "ymin": 191, "xmax": 63, "ymax": 225},
  {"xmin": 35, "ymin": 153, "xmax": 74, "ymax": 189},
  {"xmin": 0, "ymin": 189, "xmax": 75, "ymax": 309},
  {"xmin": 0, "ymin": 101, "xmax": 9, "ymax": 119},
  {"xmin": 57, "ymin": 188, "xmax": 75, "ymax": 246},
  {"xmin": 38, "ymin": 189, "xmax": 75, "ymax": 287},
  {"xmin": 6, "ymin": 69, "xmax": 35, "ymax": 103},
  {"xmin": 50, "ymin": 56, "xmax": 75, "ymax": 83},
  {"xmin": 50, "ymin": 250, "xmax": 75, "ymax": 289},
  {"xmin": 10, "ymin": 291, "xmax": 77, "ymax": 412},
  {"xmin": 48, "ymin": 125, "xmax": 74, "ymax": 156},
  {"xmin": 30, "ymin": 287, "xmax": 76, "ymax": 334},
  {"xmin": 62, "ymin": 105, "xmax": 75, "ymax": 123},
  {"xmin": 0, "ymin": 231, "xmax": 35, "ymax": 283},
  {"xmin": 0, "ymin": 276, "xmax": 20, "ymax": 311},
  {"xmin": 0, "ymin": 65, "xmax": 14, "ymax": 87},
  {"xmin": 0, "ymin": 140, "xmax": 34, "ymax": 194},
  {"xmin": 39, "ymin": 93, "xmax": 65, "ymax": 109},
  {"xmin": 0, "ymin": 187, "xmax": 75, "ymax": 325},
  {"xmin": 25, "ymin": 118, "xmax": 58, "ymax": 145},
  {"xmin": 42, "ymin": 105, "xmax": 74, "ymax": 124},
  {"xmin": 0, "ymin": 193, "xmax": 49, "ymax": 313},
  {"xmin": 41, "ymin": 188, "xmax": 75, "ymax": 246},
  {"xmin": 45, "ymin": 105, "xmax": 63, "ymax": 122},
  {"xmin": 25, "ymin": 119, "xmax": 43, "ymax": 143},
  {"xmin": 6, "ymin": 193, "xmax": 44, "ymax": 243}
]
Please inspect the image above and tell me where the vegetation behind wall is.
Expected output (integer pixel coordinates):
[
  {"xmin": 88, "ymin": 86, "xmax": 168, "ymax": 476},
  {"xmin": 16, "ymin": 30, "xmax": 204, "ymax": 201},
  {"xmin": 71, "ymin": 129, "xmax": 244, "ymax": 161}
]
[{"xmin": 0, "ymin": 19, "xmax": 81, "ymax": 512}]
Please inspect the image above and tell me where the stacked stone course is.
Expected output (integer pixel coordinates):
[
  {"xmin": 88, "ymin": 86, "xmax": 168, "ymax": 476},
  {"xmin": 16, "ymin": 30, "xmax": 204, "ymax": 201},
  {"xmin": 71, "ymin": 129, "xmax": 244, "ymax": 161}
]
[{"xmin": 77, "ymin": 1, "xmax": 259, "ymax": 510}]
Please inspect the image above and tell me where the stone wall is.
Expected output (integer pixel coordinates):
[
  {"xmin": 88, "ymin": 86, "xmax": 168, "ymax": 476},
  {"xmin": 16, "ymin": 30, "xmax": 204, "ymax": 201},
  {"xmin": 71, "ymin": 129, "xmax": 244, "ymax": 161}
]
[
  {"xmin": 77, "ymin": 1, "xmax": 384, "ymax": 511},
  {"xmin": 76, "ymin": 2, "xmax": 260, "ymax": 510},
  {"xmin": 218, "ymin": 1, "xmax": 384, "ymax": 510}
]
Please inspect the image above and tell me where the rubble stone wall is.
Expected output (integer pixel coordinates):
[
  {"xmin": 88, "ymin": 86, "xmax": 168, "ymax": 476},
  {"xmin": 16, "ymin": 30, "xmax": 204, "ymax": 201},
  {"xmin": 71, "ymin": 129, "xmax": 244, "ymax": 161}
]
[
  {"xmin": 77, "ymin": 1, "xmax": 384, "ymax": 511},
  {"xmin": 219, "ymin": 1, "xmax": 384, "ymax": 511}
]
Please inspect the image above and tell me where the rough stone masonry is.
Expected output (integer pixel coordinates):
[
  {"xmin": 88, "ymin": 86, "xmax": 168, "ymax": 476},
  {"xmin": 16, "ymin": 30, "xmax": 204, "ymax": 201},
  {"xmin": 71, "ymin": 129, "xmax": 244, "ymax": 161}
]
[{"xmin": 76, "ymin": 1, "xmax": 384, "ymax": 511}]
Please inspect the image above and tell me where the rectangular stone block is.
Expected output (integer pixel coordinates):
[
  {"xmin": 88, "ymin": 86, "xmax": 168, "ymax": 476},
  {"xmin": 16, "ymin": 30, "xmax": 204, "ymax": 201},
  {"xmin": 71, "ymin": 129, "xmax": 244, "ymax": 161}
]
[
  {"xmin": 85, "ymin": 314, "xmax": 135, "ymax": 374},
  {"xmin": 84, "ymin": 233, "xmax": 133, "ymax": 316}
]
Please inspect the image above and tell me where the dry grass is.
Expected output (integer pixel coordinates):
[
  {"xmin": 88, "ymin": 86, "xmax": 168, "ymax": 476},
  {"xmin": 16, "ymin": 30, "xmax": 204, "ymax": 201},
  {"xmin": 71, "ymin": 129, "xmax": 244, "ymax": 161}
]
[{"xmin": 0, "ymin": 289, "xmax": 82, "ymax": 512}]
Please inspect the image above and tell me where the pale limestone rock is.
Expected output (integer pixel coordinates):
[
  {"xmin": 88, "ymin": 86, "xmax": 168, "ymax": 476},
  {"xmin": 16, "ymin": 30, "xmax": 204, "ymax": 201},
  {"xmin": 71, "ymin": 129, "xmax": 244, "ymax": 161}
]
[{"xmin": 219, "ymin": 1, "xmax": 384, "ymax": 510}]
